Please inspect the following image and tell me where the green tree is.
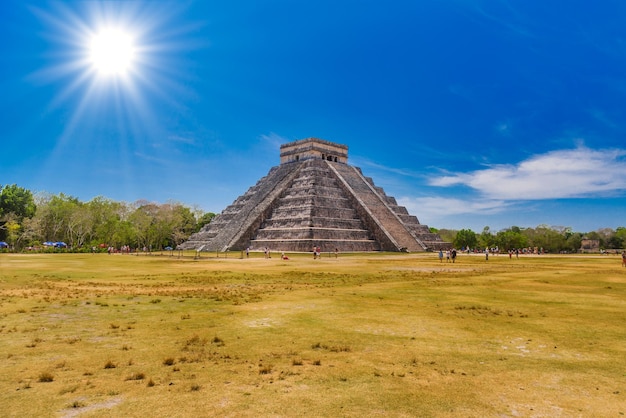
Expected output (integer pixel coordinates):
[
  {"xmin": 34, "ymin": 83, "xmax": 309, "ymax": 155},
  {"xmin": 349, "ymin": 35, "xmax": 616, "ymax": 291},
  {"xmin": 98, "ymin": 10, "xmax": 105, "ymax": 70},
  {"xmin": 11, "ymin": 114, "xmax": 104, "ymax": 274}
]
[
  {"xmin": 565, "ymin": 232, "xmax": 583, "ymax": 253},
  {"xmin": 0, "ymin": 184, "xmax": 36, "ymax": 219},
  {"xmin": 170, "ymin": 203, "xmax": 198, "ymax": 246},
  {"xmin": 615, "ymin": 227, "xmax": 626, "ymax": 249},
  {"xmin": 0, "ymin": 184, "xmax": 36, "ymax": 241},
  {"xmin": 4, "ymin": 219, "xmax": 21, "ymax": 249},
  {"xmin": 494, "ymin": 227, "xmax": 527, "ymax": 250},
  {"xmin": 88, "ymin": 197, "xmax": 127, "ymax": 247},
  {"xmin": 454, "ymin": 229, "xmax": 477, "ymax": 250},
  {"xmin": 479, "ymin": 226, "xmax": 494, "ymax": 249},
  {"xmin": 129, "ymin": 201, "xmax": 160, "ymax": 250},
  {"xmin": 522, "ymin": 225, "xmax": 566, "ymax": 253}
]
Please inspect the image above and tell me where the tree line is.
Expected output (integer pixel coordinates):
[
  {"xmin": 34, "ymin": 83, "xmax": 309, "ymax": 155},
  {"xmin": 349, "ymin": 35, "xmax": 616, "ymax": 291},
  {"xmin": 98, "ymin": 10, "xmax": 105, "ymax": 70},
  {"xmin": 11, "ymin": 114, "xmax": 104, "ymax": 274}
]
[
  {"xmin": 434, "ymin": 225, "xmax": 626, "ymax": 254},
  {"xmin": 2, "ymin": 183, "xmax": 624, "ymax": 253},
  {"xmin": 0, "ymin": 184, "xmax": 214, "ymax": 251}
]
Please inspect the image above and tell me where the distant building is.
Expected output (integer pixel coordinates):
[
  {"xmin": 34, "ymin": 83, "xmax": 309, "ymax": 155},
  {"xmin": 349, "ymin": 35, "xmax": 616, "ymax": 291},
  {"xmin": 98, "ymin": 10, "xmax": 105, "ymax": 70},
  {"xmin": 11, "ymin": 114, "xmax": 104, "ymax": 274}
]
[
  {"xmin": 580, "ymin": 238, "xmax": 600, "ymax": 253},
  {"xmin": 180, "ymin": 138, "xmax": 449, "ymax": 252}
]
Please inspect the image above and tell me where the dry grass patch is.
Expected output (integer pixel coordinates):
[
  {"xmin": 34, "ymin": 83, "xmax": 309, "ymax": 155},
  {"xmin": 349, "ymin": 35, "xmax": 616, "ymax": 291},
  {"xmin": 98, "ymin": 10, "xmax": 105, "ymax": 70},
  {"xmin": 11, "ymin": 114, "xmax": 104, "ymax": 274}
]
[{"xmin": 0, "ymin": 252, "xmax": 624, "ymax": 416}]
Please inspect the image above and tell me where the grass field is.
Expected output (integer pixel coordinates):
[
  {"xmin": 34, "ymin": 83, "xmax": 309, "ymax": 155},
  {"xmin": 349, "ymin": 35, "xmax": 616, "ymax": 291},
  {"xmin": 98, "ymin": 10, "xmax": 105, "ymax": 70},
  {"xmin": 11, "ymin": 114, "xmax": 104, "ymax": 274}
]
[{"xmin": 0, "ymin": 251, "xmax": 624, "ymax": 417}]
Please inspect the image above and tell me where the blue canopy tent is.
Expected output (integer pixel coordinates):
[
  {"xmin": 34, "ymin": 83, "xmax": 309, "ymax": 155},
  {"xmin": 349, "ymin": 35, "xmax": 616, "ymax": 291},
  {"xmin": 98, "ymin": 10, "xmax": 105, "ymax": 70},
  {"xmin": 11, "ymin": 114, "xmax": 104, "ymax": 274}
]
[
  {"xmin": 0, "ymin": 241, "xmax": 8, "ymax": 248},
  {"xmin": 43, "ymin": 241, "xmax": 67, "ymax": 248}
]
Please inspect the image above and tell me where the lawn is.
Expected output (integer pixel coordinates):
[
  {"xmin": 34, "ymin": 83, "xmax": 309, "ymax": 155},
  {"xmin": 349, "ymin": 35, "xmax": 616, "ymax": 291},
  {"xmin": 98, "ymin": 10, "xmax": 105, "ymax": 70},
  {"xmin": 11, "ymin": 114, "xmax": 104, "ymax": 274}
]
[{"xmin": 0, "ymin": 251, "xmax": 624, "ymax": 417}]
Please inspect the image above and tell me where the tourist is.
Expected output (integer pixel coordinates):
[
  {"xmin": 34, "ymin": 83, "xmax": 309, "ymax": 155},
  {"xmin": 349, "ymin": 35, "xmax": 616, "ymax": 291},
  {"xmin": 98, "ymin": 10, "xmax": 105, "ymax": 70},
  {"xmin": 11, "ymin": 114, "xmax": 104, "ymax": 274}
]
[
  {"xmin": 485, "ymin": 248, "xmax": 489, "ymax": 261},
  {"xmin": 622, "ymin": 251, "xmax": 626, "ymax": 267},
  {"xmin": 451, "ymin": 248, "xmax": 457, "ymax": 263},
  {"xmin": 438, "ymin": 249, "xmax": 443, "ymax": 262}
]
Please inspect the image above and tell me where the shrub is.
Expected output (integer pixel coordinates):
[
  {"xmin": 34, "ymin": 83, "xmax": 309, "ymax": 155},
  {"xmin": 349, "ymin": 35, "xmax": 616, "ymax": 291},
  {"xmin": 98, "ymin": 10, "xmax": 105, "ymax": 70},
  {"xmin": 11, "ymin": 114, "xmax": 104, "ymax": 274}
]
[
  {"xmin": 259, "ymin": 364, "xmax": 273, "ymax": 375},
  {"xmin": 126, "ymin": 372, "xmax": 145, "ymax": 381},
  {"xmin": 104, "ymin": 360, "xmax": 117, "ymax": 369},
  {"xmin": 38, "ymin": 372, "xmax": 54, "ymax": 382}
]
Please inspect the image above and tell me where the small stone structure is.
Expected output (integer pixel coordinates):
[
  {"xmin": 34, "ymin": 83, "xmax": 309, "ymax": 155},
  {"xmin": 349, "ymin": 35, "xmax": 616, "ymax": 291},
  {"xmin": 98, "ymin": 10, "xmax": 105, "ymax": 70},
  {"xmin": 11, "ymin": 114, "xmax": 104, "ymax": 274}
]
[
  {"xmin": 580, "ymin": 238, "xmax": 600, "ymax": 253},
  {"xmin": 179, "ymin": 138, "xmax": 449, "ymax": 252}
]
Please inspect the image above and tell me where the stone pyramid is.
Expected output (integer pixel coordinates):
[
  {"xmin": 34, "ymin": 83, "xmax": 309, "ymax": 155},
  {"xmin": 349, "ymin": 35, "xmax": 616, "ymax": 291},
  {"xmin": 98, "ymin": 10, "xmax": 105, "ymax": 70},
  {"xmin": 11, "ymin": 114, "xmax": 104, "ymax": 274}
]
[{"xmin": 179, "ymin": 138, "xmax": 449, "ymax": 252}]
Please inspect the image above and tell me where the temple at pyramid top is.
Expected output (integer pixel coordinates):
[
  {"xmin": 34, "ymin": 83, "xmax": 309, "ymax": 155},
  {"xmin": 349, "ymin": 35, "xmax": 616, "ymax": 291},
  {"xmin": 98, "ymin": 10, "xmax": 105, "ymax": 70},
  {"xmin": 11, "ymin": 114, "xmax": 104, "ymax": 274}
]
[
  {"xmin": 179, "ymin": 138, "xmax": 449, "ymax": 253},
  {"xmin": 280, "ymin": 137, "xmax": 348, "ymax": 164}
]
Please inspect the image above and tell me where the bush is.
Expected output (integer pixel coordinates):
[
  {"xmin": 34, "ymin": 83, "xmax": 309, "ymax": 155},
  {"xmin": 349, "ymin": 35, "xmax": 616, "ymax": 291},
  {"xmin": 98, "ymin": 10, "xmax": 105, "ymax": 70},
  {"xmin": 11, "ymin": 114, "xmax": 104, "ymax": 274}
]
[{"xmin": 38, "ymin": 372, "xmax": 54, "ymax": 382}]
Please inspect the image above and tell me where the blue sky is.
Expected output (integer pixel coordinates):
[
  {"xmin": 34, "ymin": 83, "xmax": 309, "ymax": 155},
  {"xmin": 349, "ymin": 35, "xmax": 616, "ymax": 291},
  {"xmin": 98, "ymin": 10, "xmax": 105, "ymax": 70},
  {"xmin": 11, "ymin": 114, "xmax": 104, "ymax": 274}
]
[{"xmin": 2, "ymin": 0, "xmax": 626, "ymax": 232}]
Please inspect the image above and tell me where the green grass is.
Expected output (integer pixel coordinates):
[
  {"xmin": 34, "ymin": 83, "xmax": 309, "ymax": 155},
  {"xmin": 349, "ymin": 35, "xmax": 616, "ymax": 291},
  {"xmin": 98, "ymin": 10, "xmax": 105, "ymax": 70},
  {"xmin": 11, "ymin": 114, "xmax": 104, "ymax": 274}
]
[{"xmin": 0, "ymin": 252, "xmax": 624, "ymax": 416}]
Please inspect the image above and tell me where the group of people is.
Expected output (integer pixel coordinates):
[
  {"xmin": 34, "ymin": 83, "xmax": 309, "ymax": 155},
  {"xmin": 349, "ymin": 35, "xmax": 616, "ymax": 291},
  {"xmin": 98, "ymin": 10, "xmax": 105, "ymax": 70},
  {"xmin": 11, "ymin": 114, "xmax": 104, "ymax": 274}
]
[{"xmin": 438, "ymin": 249, "xmax": 458, "ymax": 263}]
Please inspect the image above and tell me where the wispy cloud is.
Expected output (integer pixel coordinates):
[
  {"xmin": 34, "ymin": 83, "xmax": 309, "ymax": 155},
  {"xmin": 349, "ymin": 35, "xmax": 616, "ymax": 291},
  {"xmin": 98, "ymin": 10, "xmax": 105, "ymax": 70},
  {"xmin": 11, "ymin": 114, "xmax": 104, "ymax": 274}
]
[
  {"xmin": 134, "ymin": 152, "xmax": 170, "ymax": 166},
  {"xmin": 429, "ymin": 146, "xmax": 626, "ymax": 200},
  {"xmin": 472, "ymin": 2, "xmax": 534, "ymax": 39},
  {"xmin": 168, "ymin": 134, "xmax": 196, "ymax": 145},
  {"xmin": 259, "ymin": 132, "xmax": 290, "ymax": 150},
  {"xmin": 399, "ymin": 196, "xmax": 511, "ymax": 217},
  {"xmin": 352, "ymin": 157, "xmax": 422, "ymax": 179}
]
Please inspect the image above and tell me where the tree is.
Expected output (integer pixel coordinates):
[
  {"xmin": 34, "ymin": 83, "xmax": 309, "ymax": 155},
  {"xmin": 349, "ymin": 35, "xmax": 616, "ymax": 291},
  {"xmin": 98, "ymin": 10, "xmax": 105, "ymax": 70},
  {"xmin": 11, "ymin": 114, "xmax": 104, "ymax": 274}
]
[
  {"xmin": 494, "ymin": 227, "xmax": 527, "ymax": 250},
  {"xmin": 479, "ymin": 226, "xmax": 495, "ymax": 249},
  {"xmin": 615, "ymin": 227, "xmax": 626, "ymax": 249},
  {"xmin": 4, "ymin": 219, "xmax": 21, "ymax": 249},
  {"xmin": 129, "ymin": 201, "xmax": 159, "ymax": 250},
  {"xmin": 169, "ymin": 203, "xmax": 198, "ymax": 246},
  {"xmin": 564, "ymin": 232, "xmax": 583, "ymax": 253},
  {"xmin": 0, "ymin": 184, "xmax": 36, "ymax": 219},
  {"xmin": 454, "ymin": 229, "xmax": 477, "ymax": 250},
  {"xmin": 522, "ymin": 225, "xmax": 566, "ymax": 253},
  {"xmin": 0, "ymin": 184, "xmax": 36, "ymax": 241},
  {"xmin": 36, "ymin": 193, "xmax": 81, "ymax": 245},
  {"xmin": 88, "ymin": 197, "xmax": 128, "ymax": 246}
]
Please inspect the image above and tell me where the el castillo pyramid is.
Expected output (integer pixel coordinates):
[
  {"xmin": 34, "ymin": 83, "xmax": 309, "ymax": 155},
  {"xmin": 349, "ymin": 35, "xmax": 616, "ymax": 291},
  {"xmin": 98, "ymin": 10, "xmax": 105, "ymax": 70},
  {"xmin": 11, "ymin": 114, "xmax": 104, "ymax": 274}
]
[{"xmin": 180, "ymin": 138, "xmax": 449, "ymax": 252}]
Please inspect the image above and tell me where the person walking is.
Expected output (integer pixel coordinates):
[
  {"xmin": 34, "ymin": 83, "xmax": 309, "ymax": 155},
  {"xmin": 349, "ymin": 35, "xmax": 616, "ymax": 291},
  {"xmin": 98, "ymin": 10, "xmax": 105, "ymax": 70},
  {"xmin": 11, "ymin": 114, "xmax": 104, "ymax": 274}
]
[
  {"xmin": 622, "ymin": 250, "xmax": 626, "ymax": 267},
  {"xmin": 438, "ymin": 249, "xmax": 443, "ymax": 263}
]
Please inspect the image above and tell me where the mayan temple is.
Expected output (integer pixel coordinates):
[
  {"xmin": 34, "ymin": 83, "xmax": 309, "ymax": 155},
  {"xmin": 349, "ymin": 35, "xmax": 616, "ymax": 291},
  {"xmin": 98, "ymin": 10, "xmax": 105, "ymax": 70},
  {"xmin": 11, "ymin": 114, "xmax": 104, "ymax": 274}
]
[{"xmin": 179, "ymin": 138, "xmax": 449, "ymax": 252}]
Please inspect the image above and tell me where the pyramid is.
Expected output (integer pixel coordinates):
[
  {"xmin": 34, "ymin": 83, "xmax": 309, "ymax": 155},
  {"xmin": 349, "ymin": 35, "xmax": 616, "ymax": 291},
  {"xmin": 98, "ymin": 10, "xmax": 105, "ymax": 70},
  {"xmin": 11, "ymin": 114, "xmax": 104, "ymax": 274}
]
[{"xmin": 180, "ymin": 138, "xmax": 449, "ymax": 252}]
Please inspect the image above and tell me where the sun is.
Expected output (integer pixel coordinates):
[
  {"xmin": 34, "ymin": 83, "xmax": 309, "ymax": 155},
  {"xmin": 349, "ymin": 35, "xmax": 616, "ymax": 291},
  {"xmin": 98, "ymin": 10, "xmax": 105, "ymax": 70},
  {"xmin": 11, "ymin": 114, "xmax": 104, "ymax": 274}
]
[{"xmin": 89, "ymin": 28, "xmax": 136, "ymax": 76}]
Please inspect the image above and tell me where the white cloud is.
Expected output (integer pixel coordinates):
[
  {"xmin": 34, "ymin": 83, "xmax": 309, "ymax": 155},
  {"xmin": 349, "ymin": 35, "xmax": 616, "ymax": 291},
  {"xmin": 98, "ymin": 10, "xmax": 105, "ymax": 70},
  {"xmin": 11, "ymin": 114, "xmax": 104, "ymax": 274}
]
[
  {"xmin": 399, "ymin": 196, "xmax": 510, "ymax": 218},
  {"xmin": 429, "ymin": 147, "xmax": 626, "ymax": 200}
]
